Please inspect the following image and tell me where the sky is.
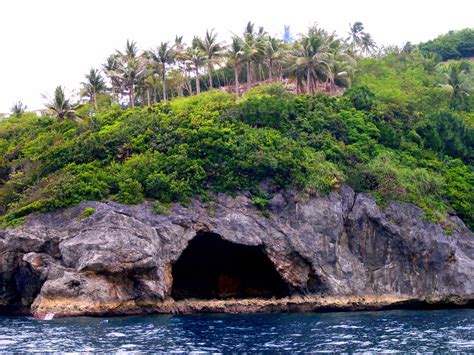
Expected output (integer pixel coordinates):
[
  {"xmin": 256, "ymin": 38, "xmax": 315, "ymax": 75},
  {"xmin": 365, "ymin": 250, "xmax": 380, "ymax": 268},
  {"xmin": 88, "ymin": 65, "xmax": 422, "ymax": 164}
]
[{"xmin": 0, "ymin": 0, "xmax": 473, "ymax": 113}]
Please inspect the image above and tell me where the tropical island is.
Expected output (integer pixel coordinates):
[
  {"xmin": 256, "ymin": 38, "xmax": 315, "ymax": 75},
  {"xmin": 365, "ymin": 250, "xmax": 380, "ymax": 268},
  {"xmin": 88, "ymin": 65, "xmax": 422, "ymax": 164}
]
[{"xmin": 0, "ymin": 23, "xmax": 473, "ymax": 318}]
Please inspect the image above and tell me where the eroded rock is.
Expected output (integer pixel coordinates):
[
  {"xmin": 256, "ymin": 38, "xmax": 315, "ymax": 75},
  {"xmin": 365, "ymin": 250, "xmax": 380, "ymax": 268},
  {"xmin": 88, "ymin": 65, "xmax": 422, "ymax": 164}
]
[{"xmin": 0, "ymin": 186, "xmax": 472, "ymax": 318}]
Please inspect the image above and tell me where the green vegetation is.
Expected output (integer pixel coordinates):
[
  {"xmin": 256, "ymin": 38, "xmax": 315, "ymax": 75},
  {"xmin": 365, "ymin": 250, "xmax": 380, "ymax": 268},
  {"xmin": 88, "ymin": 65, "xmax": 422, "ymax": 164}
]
[
  {"xmin": 1, "ymin": 24, "xmax": 473, "ymax": 230},
  {"xmin": 419, "ymin": 29, "xmax": 474, "ymax": 61},
  {"xmin": 80, "ymin": 207, "xmax": 95, "ymax": 219}
]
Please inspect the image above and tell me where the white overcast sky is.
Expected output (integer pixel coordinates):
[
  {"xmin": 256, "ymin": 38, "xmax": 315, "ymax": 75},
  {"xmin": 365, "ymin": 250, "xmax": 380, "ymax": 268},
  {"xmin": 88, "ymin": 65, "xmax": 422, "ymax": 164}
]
[{"xmin": 0, "ymin": 0, "xmax": 473, "ymax": 113}]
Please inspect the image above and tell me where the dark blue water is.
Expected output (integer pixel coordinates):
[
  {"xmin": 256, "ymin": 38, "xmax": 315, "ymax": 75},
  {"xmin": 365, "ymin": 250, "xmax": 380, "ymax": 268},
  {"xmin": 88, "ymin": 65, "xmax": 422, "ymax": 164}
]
[{"xmin": 1, "ymin": 309, "xmax": 473, "ymax": 352}]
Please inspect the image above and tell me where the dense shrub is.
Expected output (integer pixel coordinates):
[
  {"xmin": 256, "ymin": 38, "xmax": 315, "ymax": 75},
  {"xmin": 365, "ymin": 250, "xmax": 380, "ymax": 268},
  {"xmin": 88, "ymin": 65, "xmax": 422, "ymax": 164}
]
[
  {"xmin": 419, "ymin": 29, "xmax": 474, "ymax": 61},
  {"xmin": 0, "ymin": 75, "xmax": 472, "ymax": 229}
]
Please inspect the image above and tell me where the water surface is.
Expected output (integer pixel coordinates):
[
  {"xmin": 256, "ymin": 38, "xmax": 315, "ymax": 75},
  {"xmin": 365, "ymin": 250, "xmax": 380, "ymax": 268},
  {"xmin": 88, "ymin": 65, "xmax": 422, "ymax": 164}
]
[{"xmin": 1, "ymin": 309, "xmax": 473, "ymax": 352}]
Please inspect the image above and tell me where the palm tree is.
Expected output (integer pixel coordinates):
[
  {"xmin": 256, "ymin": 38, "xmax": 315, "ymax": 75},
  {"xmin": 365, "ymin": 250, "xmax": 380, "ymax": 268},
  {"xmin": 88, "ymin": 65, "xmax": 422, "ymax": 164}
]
[
  {"xmin": 187, "ymin": 45, "xmax": 207, "ymax": 94},
  {"xmin": 103, "ymin": 54, "xmax": 122, "ymax": 102},
  {"xmin": 10, "ymin": 101, "xmax": 27, "ymax": 117},
  {"xmin": 144, "ymin": 72, "xmax": 161, "ymax": 104},
  {"xmin": 80, "ymin": 68, "xmax": 106, "ymax": 109},
  {"xmin": 43, "ymin": 86, "xmax": 81, "ymax": 121},
  {"xmin": 360, "ymin": 33, "xmax": 377, "ymax": 56},
  {"xmin": 149, "ymin": 42, "xmax": 176, "ymax": 101},
  {"xmin": 440, "ymin": 63, "xmax": 473, "ymax": 109},
  {"xmin": 197, "ymin": 29, "xmax": 223, "ymax": 89},
  {"xmin": 226, "ymin": 36, "xmax": 246, "ymax": 95},
  {"xmin": 347, "ymin": 22, "xmax": 365, "ymax": 52},
  {"xmin": 288, "ymin": 26, "xmax": 331, "ymax": 94},
  {"xmin": 263, "ymin": 36, "xmax": 284, "ymax": 83},
  {"xmin": 242, "ymin": 22, "xmax": 266, "ymax": 87},
  {"xmin": 118, "ymin": 39, "xmax": 139, "ymax": 60},
  {"xmin": 119, "ymin": 56, "xmax": 147, "ymax": 108},
  {"xmin": 174, "ymin": 35, "xmax": 193, "ymax": 95},
  {"xmin": 325, "ymin": 55, "xmax": 356, "ymax": 93},
  {"xmin": 324, "ymin": 35, "xmax": 356, "ymax": 93},
  {"xmin": 114, "ymin": 41, "xmax": 147, "ymax": 108}
]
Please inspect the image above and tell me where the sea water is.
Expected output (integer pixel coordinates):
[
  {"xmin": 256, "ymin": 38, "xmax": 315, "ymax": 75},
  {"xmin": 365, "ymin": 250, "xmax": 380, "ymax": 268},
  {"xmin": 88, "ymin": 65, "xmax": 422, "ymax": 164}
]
[{"xmin": 0, "ymin": 309, "xmax": 473, "ymax": 352}]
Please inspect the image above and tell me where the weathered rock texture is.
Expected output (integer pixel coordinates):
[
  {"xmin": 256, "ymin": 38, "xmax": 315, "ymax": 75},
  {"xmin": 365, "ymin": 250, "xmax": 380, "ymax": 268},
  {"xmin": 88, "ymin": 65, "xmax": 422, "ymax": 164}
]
[{"xmin": 0, "ymin": 186, "xmax": 473, "ymax": 318}]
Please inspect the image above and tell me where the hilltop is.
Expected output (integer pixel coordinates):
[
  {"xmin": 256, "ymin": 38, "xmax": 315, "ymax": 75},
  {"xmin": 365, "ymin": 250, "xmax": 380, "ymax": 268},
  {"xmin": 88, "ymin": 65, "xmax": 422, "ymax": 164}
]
[{"xmin": 0, "ymin": 27, "xmax": 473, "ymax": 230}]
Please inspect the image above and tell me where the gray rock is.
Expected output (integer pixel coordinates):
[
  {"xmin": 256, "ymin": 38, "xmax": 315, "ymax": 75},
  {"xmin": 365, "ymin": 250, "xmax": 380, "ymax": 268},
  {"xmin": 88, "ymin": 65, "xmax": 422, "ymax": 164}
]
[{"xmin": 0, "ymin": 186, "xmax": 472, "ymax": 317}]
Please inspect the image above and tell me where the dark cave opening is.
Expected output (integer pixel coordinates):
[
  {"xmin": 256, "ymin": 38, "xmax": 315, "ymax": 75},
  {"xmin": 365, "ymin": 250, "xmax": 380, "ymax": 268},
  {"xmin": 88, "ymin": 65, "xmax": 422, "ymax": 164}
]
[{"xmin": 171, "ymin": 232, "xmax": 290, "ymax": 300}]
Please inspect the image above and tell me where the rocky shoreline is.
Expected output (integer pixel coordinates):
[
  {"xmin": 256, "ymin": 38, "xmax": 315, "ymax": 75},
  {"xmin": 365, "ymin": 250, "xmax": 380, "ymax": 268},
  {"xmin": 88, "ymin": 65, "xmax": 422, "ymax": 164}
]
[
  {"xmin": 1, "ymin": 186, "xmax": 473, "ymax": 319},
  {"xmin": 31, "ymin": 295, "xmax": 474, "ymax": 320}
]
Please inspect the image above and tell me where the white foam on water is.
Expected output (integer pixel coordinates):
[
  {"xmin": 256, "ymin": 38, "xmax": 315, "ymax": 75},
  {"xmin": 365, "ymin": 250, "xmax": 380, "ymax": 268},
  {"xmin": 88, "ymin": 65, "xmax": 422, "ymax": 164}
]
[
  {"xmin": 43, "ymin": 313, "xmax": 55, "ymax": 320},
  {"xmin": 0, "ymin": 340, "xmax": 17, "ymax": 346},
  {"xmin": 120, "ymin": 344, "xmax": 137, "ymax": 348},
  {"xmin": 107, "ymin": 332, "xmax": 127, "ymax": 337}
]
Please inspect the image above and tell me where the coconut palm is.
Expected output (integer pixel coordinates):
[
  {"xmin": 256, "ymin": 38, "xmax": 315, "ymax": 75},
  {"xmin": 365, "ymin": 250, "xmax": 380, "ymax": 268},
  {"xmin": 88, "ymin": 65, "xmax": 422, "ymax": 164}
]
[
  {"xmin": 10, "ymin": 101, "xmax": 27, "ymax": 117},
  {"xmin": 326, "ymin": 55, "xmax": 356, "ymax": 93},
  {"xmin": 263, "ymin": 36, "xmax": 284, "ymax": 83},
  {"xmin": 80, "ymin": 68, "xmax": 106, "ymax": 109},
  {"xmin": 118, "ymin": 39, "xmax": 139, "ymax": 60},
  {"xmin": 226, "ymin": 36, "xmax": 246, "ymax": 95},
  {"xmin": 242, "ymin": 22, "xmax": 266, "ymax": 87},
  {"xmin": 118, "ymin": 56, "xmax": 147, "ymax": 108},
  {"xmin": 360, "ymin": 33, "xmax": 377, "ymax": 56},
  {"xmin": 174, "ymin": 35, "xmax": 193, "ymax": 96},
  {"xmin": 440, "ymin": 63, "xmax": 473, "ymax": 109},
  {"xmin": 288, "ymin": 26, "xmax": 331, "ymax": 94},
  {"xmin": 103, "ymin": 54, "xmax": 122, "ymax": 102},
  {"xmin": 149, "ymin": 42, "xmax": 176, "ymax": 101},
  {"xmin": 144, "ymin": 72, "xmax": 162, "ymax": 104},
  {"xmin": 197, "ymin": 29, "xmax": 223, "ymax": 89},
  {"xmin": 43, "ymin": 86, "xmax": 81, "ymax": 121},
  {"xmin": 187, "ymin": 45, "xmax": 207, "ymax": 94},
  {"xmin": 347, "ymin": 22, "xmax": 365, "ymax": 52}
]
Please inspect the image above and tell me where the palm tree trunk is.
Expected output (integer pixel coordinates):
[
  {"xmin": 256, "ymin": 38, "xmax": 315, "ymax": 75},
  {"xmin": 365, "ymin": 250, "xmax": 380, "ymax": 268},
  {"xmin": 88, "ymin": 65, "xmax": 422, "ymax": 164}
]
[
  {"xmin": 246, "ymin": 61, "xmax": 252, "ymax": 88},
  {"xmin": 234, "ymin": 65, "xmax": 239, "ymax": 96},
  {"xmin": 147, "ymin": 89, "xmax": 151, "ymax": 106},
  {"xmin": 208, "ymin": 63, "xmax": 213, "ymax": 88},
  {"xmin": 196, "ymin": 67, "xmax": 201, "ymax": 94},
  {"xmin": 306, "ymin": 67, "xmax": 311, "ymax": 94},
  {"xmin": 216, "ymin": 69, "xmax": 222, "ymax": 88},
  {"xmin": 129, "ymin": 85, "xmax": 134, "ymax": 108},
  {"xmin": 162, "ymin": 65, "xmax": 167, "ymax": 101},
  {"xmin": 268, "ymin": 59, "xmax": 273, "ymax": 83},
  {"xmin": 93, "ymin": 91, "xmax": 98, "ymax": 110}
]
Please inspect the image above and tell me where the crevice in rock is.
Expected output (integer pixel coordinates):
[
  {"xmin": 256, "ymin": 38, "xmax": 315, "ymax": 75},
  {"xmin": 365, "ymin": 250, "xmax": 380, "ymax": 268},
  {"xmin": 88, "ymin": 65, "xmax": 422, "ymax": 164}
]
[{"xmin": 171, "ymin": 232, "xmax": 290, "ymax": 300}]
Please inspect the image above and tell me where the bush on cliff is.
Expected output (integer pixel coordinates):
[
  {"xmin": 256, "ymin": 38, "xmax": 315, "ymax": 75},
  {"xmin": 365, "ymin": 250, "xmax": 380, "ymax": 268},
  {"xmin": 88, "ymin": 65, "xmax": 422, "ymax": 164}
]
[{"xmin": 0, "ymin": 55, "xmax": 473, "ymax": 230}]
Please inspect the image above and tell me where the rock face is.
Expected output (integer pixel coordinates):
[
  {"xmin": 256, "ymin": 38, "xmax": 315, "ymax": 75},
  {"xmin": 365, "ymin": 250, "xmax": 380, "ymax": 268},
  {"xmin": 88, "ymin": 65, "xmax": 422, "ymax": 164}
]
[{"xmin": 0, "ymin": 186, "xmax": 473, "ymax": 318}]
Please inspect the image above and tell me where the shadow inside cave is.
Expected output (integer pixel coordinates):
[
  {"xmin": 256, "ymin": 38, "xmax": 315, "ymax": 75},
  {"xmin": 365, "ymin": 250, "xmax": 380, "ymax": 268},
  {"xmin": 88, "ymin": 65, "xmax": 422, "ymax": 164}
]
[{"xmin": 171, "ymin": 232, "xmax": 290, "ymax": 300}]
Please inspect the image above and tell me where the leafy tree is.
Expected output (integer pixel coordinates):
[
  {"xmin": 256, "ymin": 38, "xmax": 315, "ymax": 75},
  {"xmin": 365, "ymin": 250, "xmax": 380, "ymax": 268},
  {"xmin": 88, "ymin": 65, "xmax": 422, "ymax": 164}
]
[{"xmin": 419, "ymin": 29, "xmax": 474, "ymax": 60}]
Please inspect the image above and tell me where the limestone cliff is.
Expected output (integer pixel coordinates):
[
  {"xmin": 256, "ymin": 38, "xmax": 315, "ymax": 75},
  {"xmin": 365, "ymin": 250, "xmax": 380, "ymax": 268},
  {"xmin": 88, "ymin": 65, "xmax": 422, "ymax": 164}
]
[{"xmin": 1, "ymin": 186, "xmax": 473, "ymax": 318}]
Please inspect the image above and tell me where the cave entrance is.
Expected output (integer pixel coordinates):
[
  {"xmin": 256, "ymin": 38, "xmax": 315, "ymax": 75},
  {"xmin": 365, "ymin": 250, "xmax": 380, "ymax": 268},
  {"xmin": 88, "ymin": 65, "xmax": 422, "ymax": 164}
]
[{"xmin": 171, "ymin": 232, "xmax": 290, "ymax": 300}]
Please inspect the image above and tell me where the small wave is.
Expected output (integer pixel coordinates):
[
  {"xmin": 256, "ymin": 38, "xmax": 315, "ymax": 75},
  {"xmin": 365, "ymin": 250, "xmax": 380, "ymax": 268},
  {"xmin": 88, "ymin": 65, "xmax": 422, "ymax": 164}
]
[
  {"xmin": 0, "ymin": 340, "xmax": 17, "ymax": 346},
  {"xmin": 107, "ymin": 332, "xmax": 127, "ymax": 337},
  {"xmin": 331, "ymin": 324, "xmax": 362, "ymax": 329}
]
